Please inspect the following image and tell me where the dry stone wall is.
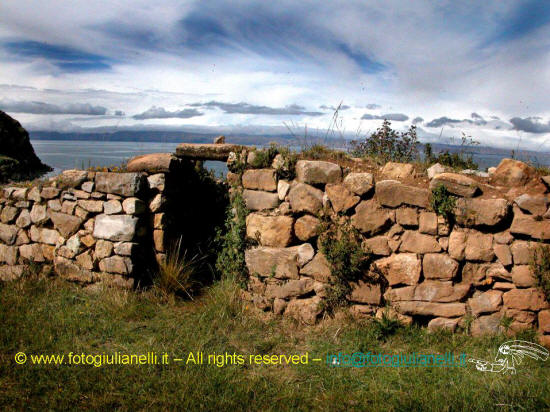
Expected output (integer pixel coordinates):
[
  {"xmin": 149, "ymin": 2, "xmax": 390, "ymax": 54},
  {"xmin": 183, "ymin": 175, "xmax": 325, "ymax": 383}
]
[
  {"xmin": 230, "ymin": 150, "xmax": 550, "ymax": 344},
  {"xmin": 0, "ymin": 153, "xmax": 183, "ymax": 288}
]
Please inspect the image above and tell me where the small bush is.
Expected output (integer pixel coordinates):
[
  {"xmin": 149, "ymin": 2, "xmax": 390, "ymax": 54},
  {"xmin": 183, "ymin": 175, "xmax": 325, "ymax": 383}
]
[
  {"xmin": 430, "ymin": 184, "xmax": 456, "ymax": 221},
  {"xmin": 273, "ymin": 146, "xmax": 298, "ymax": 180},
  {"xmin": 249, "ymin": 143, "xmax": 279, "ymax": 169},
  {"xmin": 370, "ymin": 307, "xmax": 403, "ymax": 340},
  {"xmin": 424, "ymin": 133, "xmax": 479, "ymax": 170},
  {"xmin": 530, "ymin": 243, "xmax": 550, "ymax": 302},
  {"xmin": 214, "ymin": 190, "xmax": 249, "ymax": 287},
  {"xmin": 319, "ymin": 221, "xmax": 371, "ymax": 311},
  {"xmin": 349, "ymin": 119, "xmax": 419, "ymax": 163},
  {"xmin": 156, "ymin": 238, "xmax": 201, "ymax": 299}
]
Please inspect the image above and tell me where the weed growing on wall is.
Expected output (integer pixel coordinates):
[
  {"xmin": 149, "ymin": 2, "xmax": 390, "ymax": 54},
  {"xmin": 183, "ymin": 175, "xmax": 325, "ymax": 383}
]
[
  {"xmin": 530, "ymin": 243, "xmax": 550, "ymax": 302},
  {"xmin": 319, "ymin": 220, "xmax": 371, "ymax": 311},
  {"xmin": 215, "ymin": 189, "xmax": 249, "ymax": 287},
  {"xmin": 349, "ymin": 119, "xmax": 419, "ymax": 163},
  {"xmin": 430, "ymin": 184, "xmax": 456, "ymax": 221}
]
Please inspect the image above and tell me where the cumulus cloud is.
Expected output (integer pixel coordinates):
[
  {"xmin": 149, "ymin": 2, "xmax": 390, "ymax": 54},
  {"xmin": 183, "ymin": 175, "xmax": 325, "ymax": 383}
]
[
  {"xmin": 192, "ymin": 101, "xmax": 323, "ymax": 116},
  {"xmin": 412, "ymin": 116, "xmax": 423, "ymax": 124},
  {"xmin": 510, "ymin": 117, "xmax": 550, "ymax": 133},
  {"xmin": 0, "ymin": 100, "xmax": 107, "ymax": 115},
  {"xmin": 114, "ymin": 110, "xmax": 125, "ymax": 116},
  {"xmin": 132, "ymin": 106, "xmax": 203, "ymax": 120},
  {"xmin": 365, "ymin": 104, "xmax": 381, "ymax": 110},
  {"xmin": 425, "ymin": 117, "xmax": 462, "ymax": 128},
  {"xmin": 471, "ymin": 112, "xmax": 483, "ymax": 120},
  {"xmin": 361, "ymin": 113, "xmax": 409, "ymax": 121}
]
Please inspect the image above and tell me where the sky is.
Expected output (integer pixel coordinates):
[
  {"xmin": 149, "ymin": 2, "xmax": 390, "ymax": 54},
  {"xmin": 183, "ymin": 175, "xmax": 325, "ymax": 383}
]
[{"xmin": 1, "ymin": 0, "xmax": 550, "ymax": 149}]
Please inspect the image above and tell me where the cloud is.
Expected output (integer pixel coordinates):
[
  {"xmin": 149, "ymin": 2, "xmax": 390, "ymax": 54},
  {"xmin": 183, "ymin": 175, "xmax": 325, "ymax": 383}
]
[
  {"xmin": 509, "ymin": 117, "xmax": 550, "ymax": 133},
  {"xmin": 114, "ymin": 110, "xmax": 125, "ymax": 116},
  {"xmin": 193, "ymin": 101, "xmax": 323, "ymax": 116},
  {"xmin": 425, "ymin": 117, "xmax": 462, "ymax": 128},
  {"xmin": 2, "ymin": 41, "xmax": 112, "ymax": 72},
  {"xmin": 365, "ymin": 104, "xmax": 381, "ymax": 110},
  {"xmin": 0, "ymin": 100, "xmax": 107, "ymax": 115},
  {"xmin": 132, "ymin": 106, "xmax": 203, "ymax": 120},
  {"xmin": 319, "ymin": 104, "xmax": 350, "ymax": 111},
  {"xmin": 412, "ymin": 117, "xmax": 423, "ymax": 124},
  {"xmin": 471, "ymin": 112, "xmax": 483, "ymax": 120},
  {"xmin": 361, "ymin": 113, "xmax": 409, "ymax": 121}
]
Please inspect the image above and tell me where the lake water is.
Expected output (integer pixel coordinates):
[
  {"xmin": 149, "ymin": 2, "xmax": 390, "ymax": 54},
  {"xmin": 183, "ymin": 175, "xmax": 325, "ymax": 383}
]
[
  {"xmin": 31, "ymin": 140, "xmax": 228, "ymax": 177},
  {"xmin": 30, "ymin": 139, "xmax": 550, "ymax": 178}
]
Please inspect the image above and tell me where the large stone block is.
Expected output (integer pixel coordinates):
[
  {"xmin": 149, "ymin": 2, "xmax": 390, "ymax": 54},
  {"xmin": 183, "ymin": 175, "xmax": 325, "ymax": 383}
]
[
  {"xmin": 380, "ymin": 162, "xmax": 415, "ymax": 180},
  {"xmin": 351, "ymin": 200, "xmax": 392, "ymax": 235},
  {"xmin": 503, "ymin": 288, "xmax": 548, "ymax": 311},
  {"xmin": 471, "ymin": 312, "xmax": 503, "ymax": 337},
  {"xmin": 127, "ymin": 153, "xmax": 179, "ymax": 173},
  {"xmin": 93, "ymin": 214, "xmax": 140, "ymax": 241},
  {"xmin": 454, "ymin": 198, "xmax": 510, "ymax": 227},
  {"xmin": 0, "ymin": 223, "xmax": 18, "ymax": 245},
  {"xmin": 514, "ymin": 194, "xmax": 549, "ymax": 216},
  {"xmin": 95, "ymin": 172, "xmax": 145, "ymax": 196},
  {"xmin": 375, "ymin": 253, "xmax": 421, "ymax": 286},
  {"xmin": 385, "ymin": 281, "xmax": 470, "ymax": 303},
  {"xmin": 325, "ymin": 183, "xmax": 360, "ymax": 213},
  {"xmin": 99, "ymin": 256, "xmax": 133, "ymax": 275},
  {"xmin": 395, "ymin": 301, "xmax": 466, "ymax": 317},
  {"xmin": 348, "ymin": 281, "xmax": 382, "ymax": 305},
  {"xmin": 288, "ymin": 183, "xmax": 323, "ymax": 214},
  {"xmin": 430, "ymin": 173, "xmax": 480, "ymax": 197},
  {"xmin": 465, "ymin": 232, "xmax": 494, "ymax": 261},
  {"xmin": 242, "ymin": 189, "xmax": 279, "ymax": 211},
  {"xmin": 510, "ymin": 214, "xmax": 550, "ymax": 240},
  {"xmin": 468, "ymin": 290, "xmax": 503, "ymax": 315},
  {"xmin": 295, "ymin": 160, "xmax": 342, "ymax": 184},
  {"xmin": 245, "ymin": 246, "xmax": 299, "ymax": 279},
  {"xmin": 0, "ymin": 244, "xmax": 18, "ymax": 265},
  {"xmin": 242, "ymin": 169, "xmax": 277, "ymax": 192},
  {"xmin": 400, "ymin": 231, "xmax": 441, "ymax": 253},
  {"xmin": 265, "ymin": 278, "xmax": 315, "ymax": 299},
  {"xmin": 48, "ymin": 211, "xmax": 83, "ymax": 238},
  {"xmin": 284, "ymin": 296, "xmax": 322, "ymax": 324},
  {"xmin": 57, "ymin": 170, "xmax": 88, "ymax": 189},
  {"xmin": 300, "ymin": 253, "xmax": 332, "ymax": 282},
  {"xmin": 245, "ymin": 213, "xmax": 293, "ymax": 247},
  {"xmin": 376, "ymin": 180, "xmax": 430, "ymax": 208},
  {"xmin": 343, "ymin": 172, "xmax": 374, "ymax": 195},
  {"xmin": 294, "ymin": 215, "xmax": 321, "ymax": 241},
  {"xmin": 423, "ymin": 253, "xmax": 459, "ymax": 280},
  {"xmin": 490, "ymin": 158, "xmax": 535, "ymax": 186},
  {"xmin": 462, "ymin": 262, "xmax": 510, "ymax": 285}
]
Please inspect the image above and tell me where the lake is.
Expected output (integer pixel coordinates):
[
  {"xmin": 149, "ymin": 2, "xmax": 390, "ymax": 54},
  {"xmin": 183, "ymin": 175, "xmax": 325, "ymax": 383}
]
[{"xmin": 30, "ymin": 139, "xmax": 550, "ymax": 178}]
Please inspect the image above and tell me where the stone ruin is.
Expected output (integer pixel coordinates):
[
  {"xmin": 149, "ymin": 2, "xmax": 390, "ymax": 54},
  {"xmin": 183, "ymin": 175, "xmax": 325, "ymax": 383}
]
[{"xmin": 0, "ymin": 142, "xmax": 549, "ymax": 346}]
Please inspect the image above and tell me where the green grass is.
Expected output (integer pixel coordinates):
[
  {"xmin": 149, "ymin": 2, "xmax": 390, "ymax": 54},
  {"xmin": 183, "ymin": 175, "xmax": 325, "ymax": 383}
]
[{"xmin": 1, "ymin": 276, "xmax": 549, "ymax": 411}]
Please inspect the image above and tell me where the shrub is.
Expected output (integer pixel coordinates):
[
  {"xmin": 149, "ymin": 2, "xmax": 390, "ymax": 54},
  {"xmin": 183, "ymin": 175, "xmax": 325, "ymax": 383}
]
[
  {"xmin": 370, "ymin": 307, "xmax": 403, "ymax": 340},
  {"xmin": 249, "ymin": 143, "xmax": 279, "ymax": 169},
  {"xmin": 319, "ymin": 221, "xmax": 372, "ymax": 311},
  {"xmin": 430, "ymin": 184, "xmax": 456, "ymax": 221},
  {"xmin": 349, "ymin": 119, "xmax": 419, "ymax": 163},
  {"xmin": 530, "ymin": 243, "xmax": 550, "ymax": 302},
  {"xmin": 424, "ymin": 133, "xmax": 479, "ymax": 170},
  {"xmin": 214, "ymin": 190, "xmax": 249, "ymax": 287},
  {"xmin": 273, "ymin": 146, "xmax": 298, "ymax": 180}
]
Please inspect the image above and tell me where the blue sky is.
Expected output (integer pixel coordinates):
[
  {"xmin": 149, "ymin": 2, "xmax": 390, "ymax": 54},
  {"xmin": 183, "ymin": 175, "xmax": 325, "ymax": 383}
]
[{"xmin": 0, "ymin": 0, "xmax": 549, "ymax": 149}]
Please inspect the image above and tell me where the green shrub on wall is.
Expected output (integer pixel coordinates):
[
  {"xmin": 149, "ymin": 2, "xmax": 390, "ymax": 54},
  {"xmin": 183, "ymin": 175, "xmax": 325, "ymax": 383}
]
[
  {"xmin": 430, "ymin": 184, "xmax": 456, "ymax": 221},
  {"xmin": 215, "ymin": 189, "xmax": 249, "ymax": 287},
  {"xmin": 319, "ymin": 220, "xmax": 371, "ymax": 311},
  {"xmin": 530, "ymin": 243, "xmax": 550, "ymax": 302}
]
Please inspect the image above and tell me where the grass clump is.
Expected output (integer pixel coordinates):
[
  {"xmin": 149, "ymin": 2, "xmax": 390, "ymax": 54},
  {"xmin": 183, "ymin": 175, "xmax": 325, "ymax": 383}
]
[
  {"xmin": 530, "ymin": 243, "xmax": 550, "ymax": 302},
  {"xmin": 349, "ymin": 119, "xmax": 419, "ymax": 163},
  {"xmin": 319, "ymin": 221, "xmax": 372, "ymax": 311},
  {"xmin": 155, "ymin": 238, "xmax": 202, "ymax": 300},
  {"xmin": 430, "ymin": 184, "xmax": 456, "ymax": 221}
]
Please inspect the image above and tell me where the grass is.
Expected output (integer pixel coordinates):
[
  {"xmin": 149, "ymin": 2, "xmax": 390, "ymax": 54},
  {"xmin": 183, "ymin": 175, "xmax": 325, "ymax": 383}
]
[{"xmin": 1, "ymin": 275, "xmax": 549, "ymax": 411}]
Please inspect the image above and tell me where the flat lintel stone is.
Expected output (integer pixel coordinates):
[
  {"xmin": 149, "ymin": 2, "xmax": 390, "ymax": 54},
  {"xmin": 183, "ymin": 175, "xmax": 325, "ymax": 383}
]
[{"xmin": 175, "ymin": 143, "xmax": 246, "ymax": 161}]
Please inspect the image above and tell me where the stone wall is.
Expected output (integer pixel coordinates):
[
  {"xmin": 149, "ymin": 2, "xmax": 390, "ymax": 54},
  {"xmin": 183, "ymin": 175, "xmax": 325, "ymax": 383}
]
[
  {"xmin": 230, "ymin": 149, "xmax": 550, "ymax": 344},
  {"xmin": 0, "ymin": 153, "xmax": 184, "ymax": 288}
]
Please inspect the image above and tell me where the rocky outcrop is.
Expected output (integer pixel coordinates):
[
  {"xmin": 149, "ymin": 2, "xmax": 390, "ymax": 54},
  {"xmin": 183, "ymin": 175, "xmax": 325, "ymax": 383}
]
[{"xmin": 0, "ymin": 111, "xmax": 51, "ymax": 182}]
